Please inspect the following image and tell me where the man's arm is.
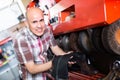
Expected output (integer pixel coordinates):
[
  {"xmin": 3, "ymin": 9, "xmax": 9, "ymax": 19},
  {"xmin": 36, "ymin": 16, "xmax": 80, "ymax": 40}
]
[
  {"xmin": 25, "ymin": 60, "xmax": 52, "ymax": 74},
  {"xmin": 25, "ymin": 45, "xmax": 66, "ymax": 74},
  {"xmin": 25, "ymin": 45, "xmax": 71, "ymax": 74},
  {"xmin": 50, "ymin": 45, "xmax": 66, "ymax": 55}
]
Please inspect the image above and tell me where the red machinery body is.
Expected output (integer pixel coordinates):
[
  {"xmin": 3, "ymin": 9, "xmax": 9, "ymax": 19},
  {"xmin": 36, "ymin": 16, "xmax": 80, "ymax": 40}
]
[
  {"xmin": 50, "ymin": 0, "xmax": 120, "ymax": 35},
  {"xmin": 50, "ymin": 1, "xmax": 120, "ymax": 78}
]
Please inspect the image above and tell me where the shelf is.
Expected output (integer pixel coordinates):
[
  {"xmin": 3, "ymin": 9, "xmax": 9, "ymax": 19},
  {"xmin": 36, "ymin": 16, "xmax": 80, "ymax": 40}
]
[
  {"xmin": 0, "ymin": 37, "xmax": 12, "ymax": 45},
  {"xmin": 0, "ymin": 60, "xmax": 8, "ymax": 67}
]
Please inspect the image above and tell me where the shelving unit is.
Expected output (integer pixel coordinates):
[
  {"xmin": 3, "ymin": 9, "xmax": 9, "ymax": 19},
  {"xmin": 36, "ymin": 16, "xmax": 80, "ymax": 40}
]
[{"xmin": 0, "ymin": 37, "xmax": 20, "ymax": 80}]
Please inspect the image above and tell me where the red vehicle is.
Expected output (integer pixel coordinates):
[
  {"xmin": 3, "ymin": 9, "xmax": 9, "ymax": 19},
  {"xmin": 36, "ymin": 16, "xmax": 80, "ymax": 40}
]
[{"xmin": 49, "ymin": 0, "xmax": 120, "ymax": 79}]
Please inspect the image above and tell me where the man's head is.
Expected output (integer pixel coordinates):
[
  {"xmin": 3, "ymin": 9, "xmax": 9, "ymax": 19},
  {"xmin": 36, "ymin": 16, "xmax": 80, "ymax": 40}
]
[{"xmin": 26, "ymin": 7, "xmax": 45, "ymax": 37}]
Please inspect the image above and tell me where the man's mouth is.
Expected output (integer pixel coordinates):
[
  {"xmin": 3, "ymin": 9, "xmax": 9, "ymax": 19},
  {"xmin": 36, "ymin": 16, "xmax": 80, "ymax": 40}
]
[
  {"xmin": 37, "ymin": 28, "xmax": 43, "ymax": 32},
  {"xmin": 37, "ymin": 29, "xmax": 42, "ymax": 32}
]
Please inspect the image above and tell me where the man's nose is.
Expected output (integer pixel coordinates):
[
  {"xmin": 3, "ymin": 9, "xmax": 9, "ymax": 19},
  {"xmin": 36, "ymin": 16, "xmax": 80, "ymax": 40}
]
[{"xmin": 37, "ymin": 22, "xmax": 42, "ymax": 27}]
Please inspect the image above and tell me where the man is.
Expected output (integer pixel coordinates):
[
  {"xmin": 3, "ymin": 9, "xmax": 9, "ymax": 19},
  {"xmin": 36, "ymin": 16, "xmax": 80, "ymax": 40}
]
[{"xmin": 13, "ymin": 7, "xmax": 67, "ymax": 80}]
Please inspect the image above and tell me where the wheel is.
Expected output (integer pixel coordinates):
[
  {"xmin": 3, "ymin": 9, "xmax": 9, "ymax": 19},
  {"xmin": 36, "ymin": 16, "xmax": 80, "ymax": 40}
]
[
  {"xmin": 69, "ymin": 32, "xmax": 80, "ymax": 52},
  {"xmin": 78, "ymin": 30, "xmax": 93, "ymax": 54},
  {"xmin": 61, "ymin": 35, "xmax": 70, "ymax": 52},
  {"xmin": 92, "ymin": 27, "xmax": 108, "ymax": 53},
  {"xmin": 102, "ymin": 19, "xmax": 120, "ymax": 55}
]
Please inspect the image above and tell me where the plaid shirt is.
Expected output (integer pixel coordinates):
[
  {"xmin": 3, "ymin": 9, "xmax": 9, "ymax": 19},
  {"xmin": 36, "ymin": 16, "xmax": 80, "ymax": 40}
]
[{"xmin": 13, "ymin": 26, "xmax": 56, "ymax": 80}]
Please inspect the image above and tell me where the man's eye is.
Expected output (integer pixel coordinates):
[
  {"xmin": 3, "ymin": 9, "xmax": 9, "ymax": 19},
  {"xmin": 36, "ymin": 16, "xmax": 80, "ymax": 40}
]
[
  {"xmin": 40, "ymin": 19, "xmax": 44, "ymax": 22},
  {"xmin": 32, "ymin": 21, "xmax": 37, "ymax": 23}
]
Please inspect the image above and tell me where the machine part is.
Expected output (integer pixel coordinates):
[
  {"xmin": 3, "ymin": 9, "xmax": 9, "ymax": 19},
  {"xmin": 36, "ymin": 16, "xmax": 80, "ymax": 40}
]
[
  {"xmin": 102, "ymin": 19, "xmax": 120, "ymax": 55},
  {"xmin": 92, "ymin": 27, "xmax": 108, "ymax": 53},
  {"xmin": 61, "ymin": 35, "xmax": 70, "ymax": 52},
  {"xmin": 69, "ymin": 71, "xmax": 105, "ymax": 80},
  {"xmin": 98, "ymin": 60, "xmax": 120, "ymax": 80},
  {"xmin": 52, "ymin": 52, "xmax": 98, "ymax": 79},
  {"xmin": 69, "ymin": 32, "xmax": 80, "ymax": 52},
  {"xmin": 55, "ymin": 37, "xmax": 62, "ymax": 48},
  {"xmin": 78, "ymin": 30, "xmax": 93, "ymax": 54},
  {"xmin": 52, "ymin": 52, "xmax": 75, "ymax": 80},
  {"xmin": 56, "ymin": 36, "xmax": 63, "ymax": 49}
]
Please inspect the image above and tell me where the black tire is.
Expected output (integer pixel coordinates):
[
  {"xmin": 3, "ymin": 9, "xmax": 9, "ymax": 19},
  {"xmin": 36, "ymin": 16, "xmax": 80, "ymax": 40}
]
[
  {"xmin": 78, "ymin": 30, "xmax": 93, "ymax": 54},
  {"xmin": 102, "ymin": 19, "xmax": 120, "ymax": 55},
  {"xmin": 69, "ymin": 32, "xmax": 80, "ymax": 52},
  {"xmin": 61, "ymin": 35, "xmax": 70, "ymax": 52},
  {"xmin": 55, "ymin": 37, "xmax": 62, "ymax": 48},
  {"xmin": 92, "ymin": 27, "xmax": 108, "ymax": 53}
]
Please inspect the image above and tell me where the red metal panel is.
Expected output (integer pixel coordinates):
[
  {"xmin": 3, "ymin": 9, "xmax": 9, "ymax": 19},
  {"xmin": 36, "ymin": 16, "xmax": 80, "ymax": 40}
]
[
  {"xmin": 105, "ymin": 0, "xmax": 120, "ymax": 24},
  {"xmin": 50, "ymin": 0, "xmax": 120, "ymax": 35}
]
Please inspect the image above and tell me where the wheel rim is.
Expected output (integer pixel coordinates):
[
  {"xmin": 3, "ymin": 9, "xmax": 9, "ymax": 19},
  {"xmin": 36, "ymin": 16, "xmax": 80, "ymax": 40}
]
[{"xmin": 115, "ymin": 29, "xmax": 120, "ymax": 44}]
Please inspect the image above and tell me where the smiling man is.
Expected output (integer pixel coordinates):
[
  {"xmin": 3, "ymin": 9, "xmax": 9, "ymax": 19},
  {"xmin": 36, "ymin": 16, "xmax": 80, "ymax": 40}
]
[{"xmin": 13, "ymin": 7, "xmax": 66, "ymax": 80}]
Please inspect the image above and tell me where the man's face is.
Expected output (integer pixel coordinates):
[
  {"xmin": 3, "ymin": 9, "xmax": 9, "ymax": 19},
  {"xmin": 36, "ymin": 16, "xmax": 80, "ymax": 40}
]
[{"xmin": 27, "ymin": 8, "xmax": 46, "ymax": 36}]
